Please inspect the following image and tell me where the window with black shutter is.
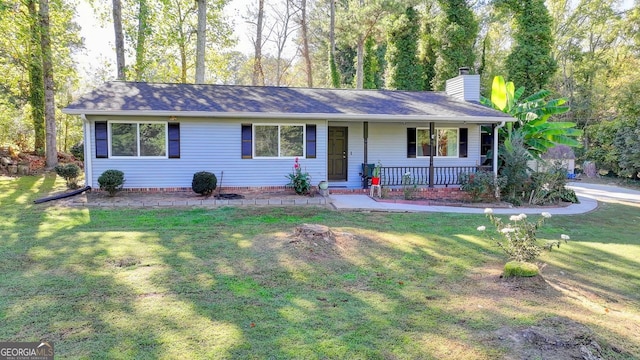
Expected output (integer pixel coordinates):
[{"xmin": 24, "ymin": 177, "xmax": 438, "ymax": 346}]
[
  {"xmin": 459, "ymin": 128, "xmax": 468, "ymax": 158},
  {"xmin": 407, "ymin": 128, "xmax": 416, "ymax": 158},
  {"xmin": 306, "ymin": 124, "xmax": 316, "ymax": 159},
  {"xmin": 409, "ymin": 126, "xmax": 467, "ymax": 158},
  {"xmin": 241, "ymin": 124, "xmax": 252, "ymax": 159},
  {"xmin": 168, "ymin": 123, "xmax": 180, "ymax": 158},
  {"xmin": 95, "ymin": 121, "xmax": 108, "ymax": 158}
]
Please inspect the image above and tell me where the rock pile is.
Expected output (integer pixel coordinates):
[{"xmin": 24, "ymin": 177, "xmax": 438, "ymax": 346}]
[{"xmin": 0, "ymin": 147, "xmax": 29, "ymax": 175}]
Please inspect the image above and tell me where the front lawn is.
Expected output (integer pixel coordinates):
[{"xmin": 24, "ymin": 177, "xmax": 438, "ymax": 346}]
[{"xmin": 1, "ymin": 174, "xmax": 639, "ymax": 359}]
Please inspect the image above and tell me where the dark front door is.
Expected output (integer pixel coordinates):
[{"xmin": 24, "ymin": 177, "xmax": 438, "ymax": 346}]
[{"xmin": 328, "ymin": 126, "xmax": 348, "ymax": 181}]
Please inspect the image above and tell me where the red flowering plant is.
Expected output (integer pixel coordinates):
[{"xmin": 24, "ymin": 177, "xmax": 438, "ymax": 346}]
[{"xmin": 286, "ymin": 157, "xmax": 311, "ymax": 195}]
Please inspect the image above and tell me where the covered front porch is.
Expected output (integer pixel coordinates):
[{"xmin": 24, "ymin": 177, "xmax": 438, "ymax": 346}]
[{"xmin": 325, "ymin": 120, "xmax": 503, "ymax": 189}]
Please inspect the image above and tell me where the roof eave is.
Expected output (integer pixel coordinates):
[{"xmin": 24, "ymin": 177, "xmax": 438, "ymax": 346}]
[{"xmin": 62, "ymin": 109, "xmax": 515, "ymax": 123}]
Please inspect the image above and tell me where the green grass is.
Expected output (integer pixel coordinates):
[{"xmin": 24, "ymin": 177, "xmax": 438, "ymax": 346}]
[{"xmin": 1, "ymin": 174, "xmax": 639, "ymax": 359}]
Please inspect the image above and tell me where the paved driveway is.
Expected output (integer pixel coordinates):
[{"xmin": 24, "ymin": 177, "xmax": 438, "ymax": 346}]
[{"xmin": 567, "ymin": 181, "xmax": 640, "ymax": 205}]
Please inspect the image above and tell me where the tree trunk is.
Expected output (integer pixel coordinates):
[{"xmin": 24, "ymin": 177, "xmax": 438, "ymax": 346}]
[
  {"xmin": 272, "ymin": 0, "xmax": 295, "ymax": 86},
  {"xmin": 175, "ymin": 2, "xmax": 187, "ymax": 83},
  {"xmin": 113, "ymin": 0, "xmax": 125, "ymax": 80},
  {"xmin": 39, "ymin": 0, "xmax": 57, "ymax": 169},
  {"xmin": 300, "ymin": 0, "xmax": 312, "ymax": 87},
  {"xmin": 329, "ymin": 0, "xmax": 335, "ymax": 53},
  {"xmin": 252, "ymin": 0, "xmax": 265, "ymax": 86},
  {"xmin": 195, "ymin": 0, "xmax": 206, "ymax": 83},
  {"xmin": 27, "ymin": 0, "xmax": 45, "ymax": 153},
  {"xmin": 329, "ymin": 0, "xmax": 337, "ymax": 87},
  {"xmin": 180, "ymin": 42, "xmax": 188, "ymax": 83},
  {"xmin": 355, "ymin": 38, "xmax": 364, "ymax": 89},
  {"xmin": 135, "ymin": 0, "xmax": 149, "ymax": 81}
]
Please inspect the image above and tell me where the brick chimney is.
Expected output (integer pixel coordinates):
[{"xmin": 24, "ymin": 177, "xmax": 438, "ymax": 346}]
[{"xmin": 445, "ymin": 67, "xmax": 480, "ymax": 102}]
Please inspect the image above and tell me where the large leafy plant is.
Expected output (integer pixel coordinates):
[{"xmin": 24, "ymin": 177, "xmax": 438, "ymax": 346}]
[{"xmin": 481, "ymin": 76, "xmax": 581, "ymax": 158}]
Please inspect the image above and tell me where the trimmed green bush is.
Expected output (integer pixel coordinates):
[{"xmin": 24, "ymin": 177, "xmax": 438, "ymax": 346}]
[
  {"xmin": 503, "ymin": 261, "xmax": 539, "ymax": 277},
  {"xmin": 98, "ymin": 170, "xmax": 125, "ymax": 197},
  {"xmin": 192, "ymin": 171, "xmax": 217, "ymax": 196},
  {"xmin": 54, "ymin": 163, "xmax": 81, "ymax": 189},
  {"xmin": 70, "ymin": 142, "xmax": 84, "ymax": 161}
]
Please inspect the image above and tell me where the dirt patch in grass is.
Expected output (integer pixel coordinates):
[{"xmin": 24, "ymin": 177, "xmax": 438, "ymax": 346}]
[
  {"xmin": 459, "ymin": 265, "xmax": 636, "ymax": 359},
  {"xmin": 491, "ymin": 316, "xmax": 622, "ymax": 360},
  {"xmin": 483, "ymin": 275, "xmax": 622, "ymax": 358},
  {"xmin": 495, "ymin": 273, "xmax": 556, "ymax": 293}
]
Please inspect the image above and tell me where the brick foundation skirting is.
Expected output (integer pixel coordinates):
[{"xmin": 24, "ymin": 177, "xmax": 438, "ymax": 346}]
[
  {"xmin": 91, "ymin": 185, "xmax": 470, "ymax": 201},
  {"xmin": 327, "ymin": 186, "xmax": 470, "ymax": 201},
  {"xmin": 91, "ymin": 185, "xmax": 295, "ymax": 194}
]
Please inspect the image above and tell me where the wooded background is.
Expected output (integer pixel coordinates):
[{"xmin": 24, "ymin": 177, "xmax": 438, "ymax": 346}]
[{"xmin": 0, "ymin": 0, "xmax": 638, "ymax": 175}]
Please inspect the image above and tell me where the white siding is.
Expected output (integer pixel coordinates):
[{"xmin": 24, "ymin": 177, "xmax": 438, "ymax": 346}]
[
  {"xmin": 445, "ymin": 75, "xmax": 481, "ymax": 102},
  {"xmin": 88, "ymin": 116, "xmax": 327, "ymax": 189},
  {"xmin": 365, "ymin": 122, "xmax": 481, "ymax": 168},
  {"xmin": 86, "ymin": 116, "xmax": 483, "ymax": 190}
]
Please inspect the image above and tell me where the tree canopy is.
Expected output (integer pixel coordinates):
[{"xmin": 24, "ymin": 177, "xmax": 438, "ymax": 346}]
[{"xmin": 0, "ymin": 0, "xmax": 638, "ymax": 181}]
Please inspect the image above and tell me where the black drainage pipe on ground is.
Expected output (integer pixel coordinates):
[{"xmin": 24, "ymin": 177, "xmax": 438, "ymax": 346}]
[{"xmin": 33, "ymin": 186, "xmax": 92, "ymax": 204}]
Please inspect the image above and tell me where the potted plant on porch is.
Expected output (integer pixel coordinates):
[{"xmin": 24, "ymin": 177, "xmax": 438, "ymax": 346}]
[{"xmin": 371, "ymin": 161, "xmax": 381, "ymax": 186}]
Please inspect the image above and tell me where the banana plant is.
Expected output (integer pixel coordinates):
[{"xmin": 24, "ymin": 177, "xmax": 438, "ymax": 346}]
[{"xmin": 481, "ymin": 76, "xmax": 581, "ymax": 158}]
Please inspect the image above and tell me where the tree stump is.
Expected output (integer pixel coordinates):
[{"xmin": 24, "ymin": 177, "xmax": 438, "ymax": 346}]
[{"xmin": 293, "ymin": 224, "xmax": 336, "ymax": 244}]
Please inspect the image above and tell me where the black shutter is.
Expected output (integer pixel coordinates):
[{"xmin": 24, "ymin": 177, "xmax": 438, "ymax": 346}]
[
  {"xmin": 95, "ymin": 121, "xmax": 108, "ymax": 158},
  {"xmin": 459, "ymin": 128, "xmax": 468, "ymax": 158},
  {"xmin": 407, "ymin": 128, "xmax": 416, "ymax": 158},
  {"xmin": 168, "ymin": 123, "xmax": 180, "ymax": 158},
  {"xmin": 306, "ymin": 124, "xmax": 316, "ymax": 159},
  {"xmin": 241, "ymin": 124, "xmax": 252, "ymax": 159}
]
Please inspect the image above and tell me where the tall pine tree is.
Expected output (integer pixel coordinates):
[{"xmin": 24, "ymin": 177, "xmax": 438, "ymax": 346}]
[
  {"xmin": 418, "ymin": 4, "xmax": 437, "ymax": 90},
  {"xmin": 498, "ymin": 0, "xmax": 557, "ymax": 95},
  {"xmin": 432, "ymin": 0, "xmax": 478, "ymax": 90},
  {"xmin": 385, "ymin": 7, "xmax": 422, "ymax": 90}
]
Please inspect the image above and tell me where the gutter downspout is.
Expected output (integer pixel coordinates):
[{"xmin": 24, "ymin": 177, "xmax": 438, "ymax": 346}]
[
  {"xmin": 81, "ymin": 115, "xmax": 93, "ymax": 189},
  {"xmin": 493, "ymin": 121, "xmax": 506, "ymax": 199}
]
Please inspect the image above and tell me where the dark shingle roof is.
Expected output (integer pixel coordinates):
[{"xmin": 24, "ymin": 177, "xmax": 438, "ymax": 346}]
[{"xmin": 64, "ymin": 81, "xmax": 512, "ymax": 122}]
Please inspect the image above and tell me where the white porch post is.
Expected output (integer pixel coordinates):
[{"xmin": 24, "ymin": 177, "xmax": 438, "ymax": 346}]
[
  {"xmin": 429, "ymin": 122, "xmax": 435, "ymax": 188},
  {"xmin": 493, "ymin": 121, "xmax": 506, "ymax": 198}
]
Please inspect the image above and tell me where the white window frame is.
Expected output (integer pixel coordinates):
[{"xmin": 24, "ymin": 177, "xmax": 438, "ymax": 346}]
[
  {"xmin": 108, "ymin": 121, "xmax": 169, "ymax": 159},
  {"xmin": 253, "ymin": 123, "xmax": 306, "ymax": 159},
  {"xmin": 416, "ymin": 127, "xmax": 460, "ymax": 158}
]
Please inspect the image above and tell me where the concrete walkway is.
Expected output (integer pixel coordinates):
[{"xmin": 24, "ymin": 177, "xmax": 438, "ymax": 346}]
[
  {"xmin": 330, "ymin": 181, "xmax": 640, "ymax": 214},
  {"xmin": 330, "ymin": 194, "xmax": 598, "ymax": 215}
]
